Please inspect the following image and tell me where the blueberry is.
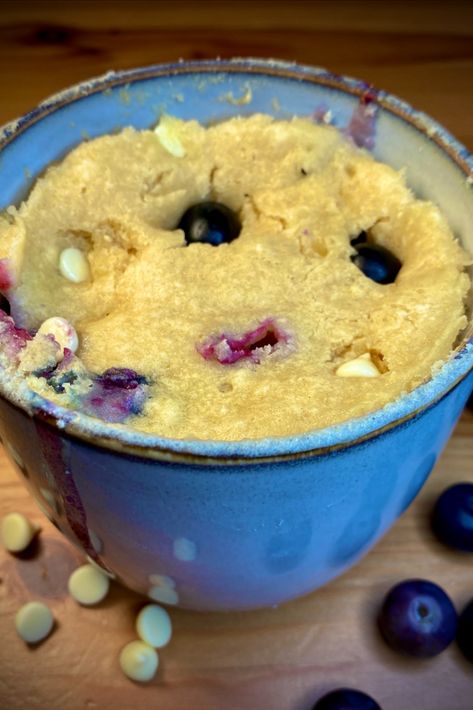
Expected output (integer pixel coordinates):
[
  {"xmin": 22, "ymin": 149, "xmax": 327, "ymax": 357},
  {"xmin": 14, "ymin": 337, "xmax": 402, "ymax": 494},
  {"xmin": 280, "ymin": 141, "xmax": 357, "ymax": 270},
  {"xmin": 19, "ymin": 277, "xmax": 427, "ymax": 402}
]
[
  {"xmin": 378, "ymin": 579, "xmax": 457, "ymax": 657},
  {"xmin": 351, "ymin": 243, "xmax": 401, "ymax": 284},
  {"xmin": 312, "ymin": 688, "xmax": 382, "ymax": 710},
  {"xmin": 432, "ymin": 483, "xmax": 473, "ymax": 552},
  {"xmin": 177, "ymin": 201, "xmax": 241, "ymax": 246},
  {"xmin": 457, "ymin": 598, "xmax": 473, "ymax": 663}
]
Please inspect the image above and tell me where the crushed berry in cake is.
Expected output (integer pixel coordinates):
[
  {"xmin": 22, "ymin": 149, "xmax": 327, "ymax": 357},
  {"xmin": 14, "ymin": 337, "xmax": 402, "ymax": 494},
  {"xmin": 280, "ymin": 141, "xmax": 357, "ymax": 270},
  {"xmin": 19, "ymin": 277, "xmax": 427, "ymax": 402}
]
[
  {"xmin": 0, "ymin": 258, "xmax": 14, "ymax": 292},
  {"xmin": 95, "ymin": 367, "xmax": 148, "ymax": 390},
  {"xmin": 197, "ymin": 318, "xmax": 292, "ymax": 365},
  {"xmin": 0, "ymin": 310, "xmax": 33, "ymax": 360},
  {"xmin": 82, "ymin": 368, "xmax": 149, "ymax": 422},
  {"xmin": 43, "ymin": 350, "xmax": 77, "ymax": 393}
]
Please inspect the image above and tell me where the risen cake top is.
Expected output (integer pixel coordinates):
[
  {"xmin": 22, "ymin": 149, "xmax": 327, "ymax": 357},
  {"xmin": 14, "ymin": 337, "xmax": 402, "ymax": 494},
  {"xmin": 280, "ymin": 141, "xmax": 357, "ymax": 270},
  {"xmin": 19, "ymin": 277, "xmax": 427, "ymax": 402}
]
[{"xmin": 0, "ymin": 114, "xmax": 469, "ymax": 440}]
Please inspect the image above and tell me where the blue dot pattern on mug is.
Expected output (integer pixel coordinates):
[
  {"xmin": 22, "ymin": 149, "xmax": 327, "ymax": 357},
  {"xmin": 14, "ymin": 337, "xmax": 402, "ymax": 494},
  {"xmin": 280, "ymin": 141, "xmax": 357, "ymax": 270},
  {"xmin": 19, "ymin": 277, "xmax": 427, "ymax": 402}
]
[{"xmin": 264, "ymin": 518, "xmax": 312, "ymax": 574}]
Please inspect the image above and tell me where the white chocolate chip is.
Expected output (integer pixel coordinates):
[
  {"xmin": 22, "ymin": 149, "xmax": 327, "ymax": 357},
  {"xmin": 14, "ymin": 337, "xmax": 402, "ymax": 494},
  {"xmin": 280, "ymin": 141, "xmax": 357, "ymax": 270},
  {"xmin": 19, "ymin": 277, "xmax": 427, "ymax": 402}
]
[
  {"xmin": 1, "ymin": 512, "xmax": 39, "ymax": 553},
  {"xmin": 335, "ymin": 352, "xmax": 381, "ymax": 378},
  {"xmin": 58, "ymin": 247, "xmax": 90, "ymax": 283},
  {"xmin": 68, "ymin": 563, "xmax": 110, "ymax": 605},
  {"xmin": 15, "ymin": 601, "xmax": 54, "ymax": 644},
  {"xmin": 148, "ymin": 585, "xmax": 179, "ymax": 606},
  {"xmin": 154, "ymin": 115, "xmax": 186, "ymax": 157},
  {"xmin": 119, "ymin": 640, "xmax": 159, "ymax": 682},
  {"xmin": 136, "ymin": 604, "xmax": 172, "ymax": 649},
  {"xmin": 38, "ymin": 317, "xmax": 79, "ymax": 357}
]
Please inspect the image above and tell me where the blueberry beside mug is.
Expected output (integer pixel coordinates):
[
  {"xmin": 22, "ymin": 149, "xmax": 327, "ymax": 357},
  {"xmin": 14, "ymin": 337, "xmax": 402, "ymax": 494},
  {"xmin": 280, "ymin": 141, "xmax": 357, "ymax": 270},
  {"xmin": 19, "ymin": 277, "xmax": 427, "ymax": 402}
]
[{"xmin": 0, "ymin": 59, "xmax": 472, "ymax": 611}]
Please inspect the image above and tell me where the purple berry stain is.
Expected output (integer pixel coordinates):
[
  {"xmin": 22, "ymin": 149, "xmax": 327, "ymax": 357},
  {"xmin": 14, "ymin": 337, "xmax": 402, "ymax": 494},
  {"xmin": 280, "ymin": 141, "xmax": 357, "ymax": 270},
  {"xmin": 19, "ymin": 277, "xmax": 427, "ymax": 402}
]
[
  {"xmin": 34, "ymin": 420, "xmax": 101, "ymax": 564},
  {"xmin": 345, "ymin": 89, "xmax": 378, "ymax": 150},
  {"xmin": 197, "ymin": 318, "xmax": 291, "ymax": 365},
  {"xmin": 83, "ymin": 367, "xmax": 149, "ymax": 422}
]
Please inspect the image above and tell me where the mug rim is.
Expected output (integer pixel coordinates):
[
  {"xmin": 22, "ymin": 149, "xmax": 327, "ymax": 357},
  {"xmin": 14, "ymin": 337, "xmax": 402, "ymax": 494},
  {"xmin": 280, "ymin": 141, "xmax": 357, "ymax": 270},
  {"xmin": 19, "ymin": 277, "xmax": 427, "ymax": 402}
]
[{"xmin": 1, "ymin": 57, "xmax": 473, "ymax": 463}]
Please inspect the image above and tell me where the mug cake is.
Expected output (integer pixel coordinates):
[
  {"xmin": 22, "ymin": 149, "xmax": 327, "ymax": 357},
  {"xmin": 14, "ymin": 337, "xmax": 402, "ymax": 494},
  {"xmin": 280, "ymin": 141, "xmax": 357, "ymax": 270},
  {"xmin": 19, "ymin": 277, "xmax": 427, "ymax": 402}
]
[{"xmin": 0, "ymin": 112, "xmax": 469, "ymax": 441}]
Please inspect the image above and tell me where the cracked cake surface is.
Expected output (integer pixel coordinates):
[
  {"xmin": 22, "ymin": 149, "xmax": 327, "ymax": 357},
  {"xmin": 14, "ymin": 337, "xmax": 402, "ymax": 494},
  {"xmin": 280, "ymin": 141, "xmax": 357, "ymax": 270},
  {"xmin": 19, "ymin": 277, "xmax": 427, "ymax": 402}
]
[{"xmin": 0, "ymin": 114, "xmax": 469, "ymax": 440}]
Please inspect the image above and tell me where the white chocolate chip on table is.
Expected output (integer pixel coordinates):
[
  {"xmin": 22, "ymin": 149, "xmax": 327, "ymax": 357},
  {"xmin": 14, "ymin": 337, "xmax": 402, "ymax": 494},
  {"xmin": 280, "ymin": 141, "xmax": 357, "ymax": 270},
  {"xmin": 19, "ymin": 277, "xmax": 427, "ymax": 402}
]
[
  {"xmin": 335, "ymin": 352, "xmax": 381, "ymax": 378},
  {"xmin": 68, "ymin": 563, "xmax": 110, "ymax": 605},
  {"xmin": 2, "ymin": 512, "xmax": 175, "ymax": 683},
  {"xmin": 15, "ymin": 601, "xmax": 54, "ymax": 644},
  {"xmin": 119, "ymin": 640, "xmax": 159, "ymax": 683},
  {"xmin": 1, "ymin": 512, "xmax": 39, "ymax": 553},
  {"xmin": 136, "ymin": 604, "xmax": 172, "ymax": 649},
  {"xmin": 58, "ymin": 247, "xmax": 90, "ymax": 283}
]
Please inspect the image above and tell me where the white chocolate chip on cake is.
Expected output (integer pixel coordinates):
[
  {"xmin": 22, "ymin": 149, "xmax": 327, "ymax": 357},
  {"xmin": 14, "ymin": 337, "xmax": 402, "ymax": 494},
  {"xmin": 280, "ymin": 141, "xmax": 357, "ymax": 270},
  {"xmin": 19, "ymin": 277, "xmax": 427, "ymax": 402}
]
[
  {"xmin": 119, "ymin": 640, "xmax": 159, "ymax": 682},
  {"xmin": 15, "ymin": 601, "xmax": 54, "ymax": 644},
  {"xmin": 1, "ymin": 512, "xmax": 39, "ymax": 553},
  {"xmin": 68, "ymin": 563, "xmax": 110, "ymax": 605},
  {"xmin": 136, "ymin": 604, "xmax": 172, "ymax": 649},
  {"xmin": 38, "ymin": 317, "xmax": 79, "ymax": 357},
  {"xmin": 154, "ymin": 115, "xmax": 186, "ymax": 157},
  {"xmin": 58, "ymin": 247, "xmax": 90, "ymax": 283},
  {"xmin": 335, "ymin": 353, "xmax": 381, "ymax": 378}
]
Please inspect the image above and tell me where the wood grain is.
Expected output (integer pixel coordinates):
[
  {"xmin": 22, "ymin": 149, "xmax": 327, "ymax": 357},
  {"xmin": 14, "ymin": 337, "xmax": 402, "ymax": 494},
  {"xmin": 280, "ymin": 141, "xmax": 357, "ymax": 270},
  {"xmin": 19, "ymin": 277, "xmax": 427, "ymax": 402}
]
[
  {"xmin": 1, "ymin": 1, "xmax": 473, "ymax": 147},
  {"xmin": 0, "ymin": 2, "xmax": 472, "ymax": 708}
]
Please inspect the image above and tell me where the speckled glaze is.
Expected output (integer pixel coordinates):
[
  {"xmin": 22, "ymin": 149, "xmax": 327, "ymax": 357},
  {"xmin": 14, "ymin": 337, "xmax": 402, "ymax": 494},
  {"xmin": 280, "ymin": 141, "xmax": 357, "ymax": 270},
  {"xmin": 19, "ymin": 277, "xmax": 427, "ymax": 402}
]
[{"xmin": 1, "ymin": 60, "xmax": 473, "ymax": 610}]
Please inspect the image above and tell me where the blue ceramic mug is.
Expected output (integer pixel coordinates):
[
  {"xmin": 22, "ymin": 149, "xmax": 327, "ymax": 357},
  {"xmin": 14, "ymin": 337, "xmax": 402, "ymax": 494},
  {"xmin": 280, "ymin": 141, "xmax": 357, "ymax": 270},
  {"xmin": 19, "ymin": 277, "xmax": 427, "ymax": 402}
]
[{"xmin": 0, "ymin": 59, "xmax": 472, "ymax": 611}]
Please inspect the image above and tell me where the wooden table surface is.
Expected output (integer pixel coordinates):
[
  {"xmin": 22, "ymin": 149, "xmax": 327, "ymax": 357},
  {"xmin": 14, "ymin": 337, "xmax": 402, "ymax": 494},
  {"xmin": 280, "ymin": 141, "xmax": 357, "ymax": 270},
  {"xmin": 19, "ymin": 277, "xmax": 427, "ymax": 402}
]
[{"xmin": 0, "ymin": 2, "xmax": 472, "ymax": 709}]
